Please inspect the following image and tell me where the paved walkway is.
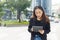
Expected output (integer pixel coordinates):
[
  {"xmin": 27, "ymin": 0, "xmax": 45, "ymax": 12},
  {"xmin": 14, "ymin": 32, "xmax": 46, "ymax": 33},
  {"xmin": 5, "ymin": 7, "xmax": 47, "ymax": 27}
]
[{"xmin": 0, "ymin": 22, "xmax": 60, "ymax": 40}]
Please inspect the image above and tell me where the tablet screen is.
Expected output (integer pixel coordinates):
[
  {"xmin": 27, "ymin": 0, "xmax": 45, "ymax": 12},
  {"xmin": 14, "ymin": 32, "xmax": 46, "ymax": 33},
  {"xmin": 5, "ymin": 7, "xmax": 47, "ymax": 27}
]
[{"xmin": 32, "ymin": 26, "xmax": 43, "ymax": 32}]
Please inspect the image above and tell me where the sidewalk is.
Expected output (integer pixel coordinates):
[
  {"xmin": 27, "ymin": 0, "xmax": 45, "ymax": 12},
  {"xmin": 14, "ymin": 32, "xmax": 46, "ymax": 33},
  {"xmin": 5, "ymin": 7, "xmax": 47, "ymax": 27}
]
[{"xmin": 0, "ymin": 22, "xmax": 60, "ymax": 40}]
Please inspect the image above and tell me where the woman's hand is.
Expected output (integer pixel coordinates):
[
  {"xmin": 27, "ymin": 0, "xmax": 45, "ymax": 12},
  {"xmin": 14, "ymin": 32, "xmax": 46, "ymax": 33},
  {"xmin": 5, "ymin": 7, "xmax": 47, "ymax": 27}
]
[
  {"xmin": 38, "ymin": 30, "xmax": 44, "ymax": 34},
  {"xmin": 31, "ymin": 28, "xmax": 34, "ymax": 32}
]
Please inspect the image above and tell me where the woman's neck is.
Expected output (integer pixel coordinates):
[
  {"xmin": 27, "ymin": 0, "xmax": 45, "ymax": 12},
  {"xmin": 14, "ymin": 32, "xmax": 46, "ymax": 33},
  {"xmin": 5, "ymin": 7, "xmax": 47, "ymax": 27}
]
[{"xmin": 37, "ymin": 18, "xmax": 41, "ymax": 21}]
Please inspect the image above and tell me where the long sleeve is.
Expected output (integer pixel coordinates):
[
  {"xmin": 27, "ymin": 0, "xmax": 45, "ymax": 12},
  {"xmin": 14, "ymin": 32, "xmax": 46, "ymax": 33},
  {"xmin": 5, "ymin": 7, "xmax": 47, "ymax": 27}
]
[
  {"xmin": 44, "ymin": 22, "xmax": 51, "ymax": 34},
  {"xmin": 28, "ymin": 18, "xmax": 33, "ymax": 33}
]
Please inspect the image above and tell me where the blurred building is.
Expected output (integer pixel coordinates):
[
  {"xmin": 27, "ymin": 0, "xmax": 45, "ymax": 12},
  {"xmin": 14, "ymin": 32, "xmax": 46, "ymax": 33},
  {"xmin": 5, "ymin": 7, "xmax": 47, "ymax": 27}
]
[
  {"xmin": 41, "ymin": 0, "xmax": 52, "ymax": 16},
  {"xmin": 27, "ymin": 0, "xmax": 52, "ymax": 18},
  {"xmin": 30, "ymin": 0, "xmax": 41, "ymax": 10}
]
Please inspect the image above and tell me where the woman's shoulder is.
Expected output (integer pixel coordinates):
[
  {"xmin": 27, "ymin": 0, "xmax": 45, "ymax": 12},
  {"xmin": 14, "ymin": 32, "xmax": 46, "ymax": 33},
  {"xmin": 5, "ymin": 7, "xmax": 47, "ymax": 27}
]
[
  {"xmin": 30, "ymin": 17, "xmax": 35, "ymax": 21},
  {"xmin": 29, "ymin": 17, "xmax": 37, "ymax": 23}
]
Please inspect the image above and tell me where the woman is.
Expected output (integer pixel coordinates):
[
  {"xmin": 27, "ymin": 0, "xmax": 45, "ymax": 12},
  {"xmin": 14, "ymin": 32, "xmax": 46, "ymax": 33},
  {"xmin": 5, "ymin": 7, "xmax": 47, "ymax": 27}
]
[{"xmin": 28, "ymin": 6, "xmax": 50, "ymax": 40}]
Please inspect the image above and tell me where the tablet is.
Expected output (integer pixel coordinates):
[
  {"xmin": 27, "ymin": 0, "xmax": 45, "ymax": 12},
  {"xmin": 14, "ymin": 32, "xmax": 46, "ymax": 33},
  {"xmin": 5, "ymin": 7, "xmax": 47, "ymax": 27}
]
[{"xmin": 32, "ymin": 26, "xmax": 43, "ymax": 32}]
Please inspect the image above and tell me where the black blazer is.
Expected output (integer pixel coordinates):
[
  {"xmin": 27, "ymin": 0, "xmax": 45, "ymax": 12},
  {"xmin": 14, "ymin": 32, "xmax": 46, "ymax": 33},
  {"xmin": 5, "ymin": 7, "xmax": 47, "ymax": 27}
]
[{"xmin": 28, "ymin": 18, "xmax": 50, "ymax": 40}]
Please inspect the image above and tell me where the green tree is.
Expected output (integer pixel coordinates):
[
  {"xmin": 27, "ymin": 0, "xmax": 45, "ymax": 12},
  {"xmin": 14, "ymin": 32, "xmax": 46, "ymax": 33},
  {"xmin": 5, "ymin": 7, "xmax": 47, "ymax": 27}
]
[
  {"xmin": 0, "ymin": 2, "xmax": 5, "ymax": 25},
  {"xmin": 0, "ymin": 2, "xmax": 5, "ymax": 20},
  {"xmin": 4, "ymin": 0, "xmax": 31, "ymax": 22}
]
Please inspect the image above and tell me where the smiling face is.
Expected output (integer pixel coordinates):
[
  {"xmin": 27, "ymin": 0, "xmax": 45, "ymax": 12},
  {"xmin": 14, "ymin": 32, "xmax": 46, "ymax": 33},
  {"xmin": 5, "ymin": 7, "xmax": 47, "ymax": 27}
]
[{"xmin": 35, "ymin": 8, "xmax": 43, "ymax": 19}]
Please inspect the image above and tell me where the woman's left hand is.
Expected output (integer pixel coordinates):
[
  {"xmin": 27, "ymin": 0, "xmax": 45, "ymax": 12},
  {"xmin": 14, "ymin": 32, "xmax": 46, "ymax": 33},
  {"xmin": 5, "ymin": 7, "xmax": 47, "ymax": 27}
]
[{"xmin": 38, "ymin": 30, "xmax": 44, "ymax": 35}]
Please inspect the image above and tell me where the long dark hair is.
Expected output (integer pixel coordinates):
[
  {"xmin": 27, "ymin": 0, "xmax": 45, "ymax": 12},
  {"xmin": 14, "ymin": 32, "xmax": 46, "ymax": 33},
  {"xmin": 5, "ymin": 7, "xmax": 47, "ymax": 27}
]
[{"xmin": 31, "ymin": 6, "xmax": 49, "ymax": 23}]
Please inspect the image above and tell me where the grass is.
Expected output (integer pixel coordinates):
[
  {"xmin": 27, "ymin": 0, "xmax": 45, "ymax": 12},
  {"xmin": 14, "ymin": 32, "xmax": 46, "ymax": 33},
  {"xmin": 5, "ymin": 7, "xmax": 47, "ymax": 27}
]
[{"xmin": 0, "ymin": 20, "xmax": 29, "ymax": 26}]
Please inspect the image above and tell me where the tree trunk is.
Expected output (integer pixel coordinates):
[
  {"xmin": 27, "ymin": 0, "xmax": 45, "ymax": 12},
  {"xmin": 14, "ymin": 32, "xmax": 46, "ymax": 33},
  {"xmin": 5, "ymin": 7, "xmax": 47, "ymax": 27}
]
[{"xmin": 17, "ymin": 8, "xmax": 21, "ymax": 22}]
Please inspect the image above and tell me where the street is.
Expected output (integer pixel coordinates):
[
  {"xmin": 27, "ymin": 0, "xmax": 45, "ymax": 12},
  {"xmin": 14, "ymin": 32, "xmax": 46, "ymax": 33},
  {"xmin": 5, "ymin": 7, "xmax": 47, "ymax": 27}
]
[{"xmin": 0, "ymin": 22, "xmax": 60, "ymax": 40}]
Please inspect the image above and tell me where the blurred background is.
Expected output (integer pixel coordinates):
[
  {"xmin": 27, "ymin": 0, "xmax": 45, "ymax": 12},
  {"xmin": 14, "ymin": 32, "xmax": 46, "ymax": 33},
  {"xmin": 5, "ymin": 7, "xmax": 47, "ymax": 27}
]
[
  {"xmin": 0, "ymin": 0, "xmax": 60, "ymax": 40},
  {"xmin": 0, "ymin": 0, "xmax": 60, "ymax": 26}
]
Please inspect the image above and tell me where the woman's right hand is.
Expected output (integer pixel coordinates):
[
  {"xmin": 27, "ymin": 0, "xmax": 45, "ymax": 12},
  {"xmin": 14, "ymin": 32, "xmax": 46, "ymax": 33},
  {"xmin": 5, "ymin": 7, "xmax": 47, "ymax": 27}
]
[{"xmin": 31, "ymin": 28, "xmax": 33, "ymax": 31}]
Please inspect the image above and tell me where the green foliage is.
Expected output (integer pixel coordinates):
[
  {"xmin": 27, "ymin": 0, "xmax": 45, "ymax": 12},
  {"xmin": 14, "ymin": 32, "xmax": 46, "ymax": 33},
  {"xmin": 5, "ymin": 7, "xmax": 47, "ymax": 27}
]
[
  {"xmin": 0, "ymin": 2, "xmax": 3, "ymax": 12},
  {"xmin": 0, "ymin": 2, "xmax": 5, "ymax": 20},
  {"xmin": 3, "ymin": 20, "xmax": 29, "ymax": 26},
  {"xmin": 4, "ymin": 0, "xmax": 31, "ymax": 10},
  {"xmin": 0, "ymin": 0, "xmax": 31, "ymax": 22},
  {"xmin": 0, "ymin": 12, "xmax": 5, "ymax": 18}
]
